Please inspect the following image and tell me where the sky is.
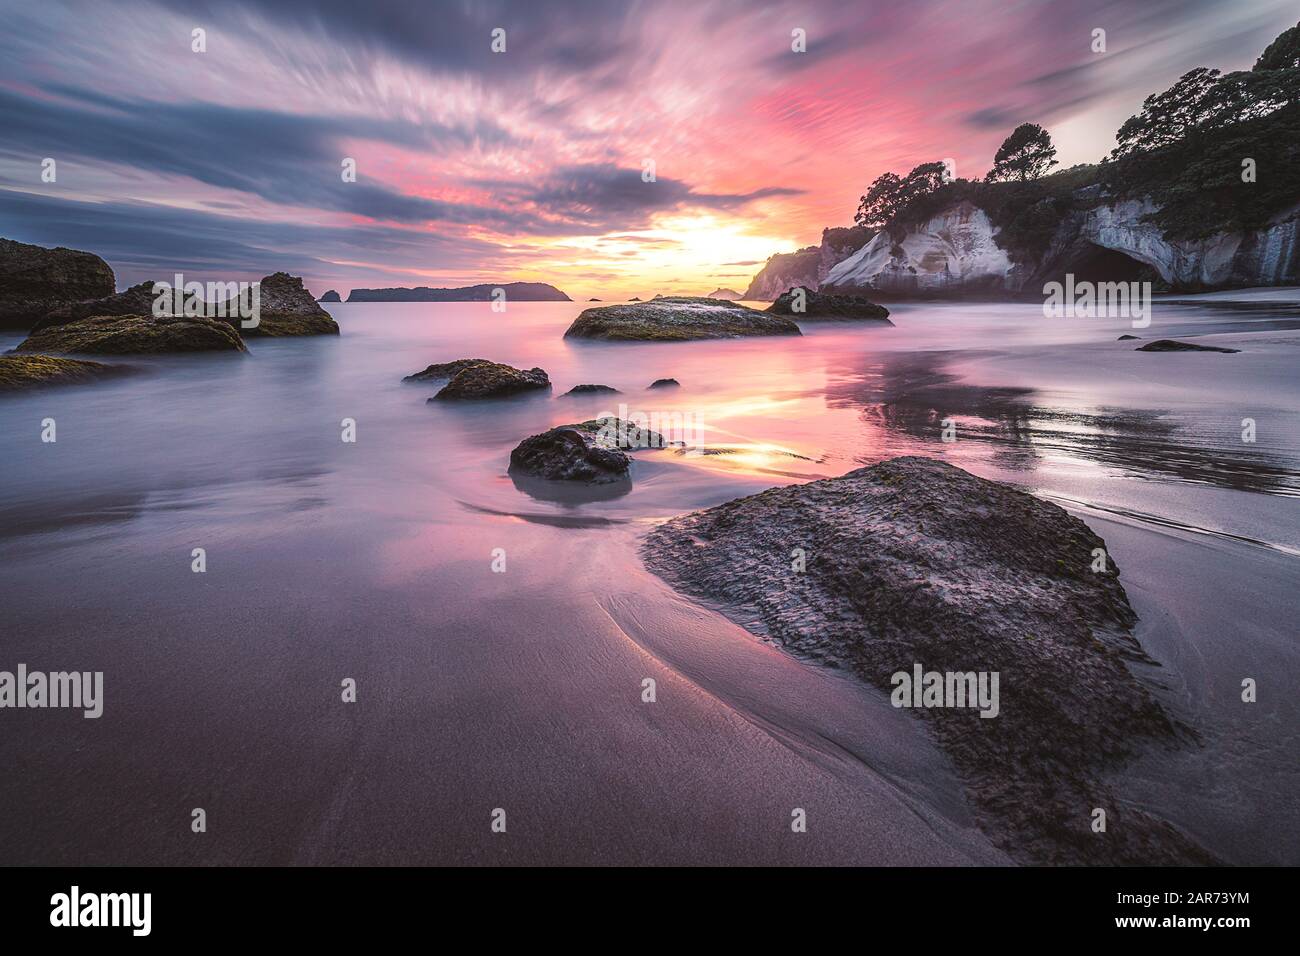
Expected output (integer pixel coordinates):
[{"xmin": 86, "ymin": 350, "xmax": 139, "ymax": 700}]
[{"xmin": 1, "ymin": 0, "xmax": 1296, "ymax": 300}]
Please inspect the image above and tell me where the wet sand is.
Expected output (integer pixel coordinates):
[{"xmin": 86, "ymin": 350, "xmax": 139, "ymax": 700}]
[{"xmin": 1, "ymin": 293, "xmax": 1296, "ymax": 864}]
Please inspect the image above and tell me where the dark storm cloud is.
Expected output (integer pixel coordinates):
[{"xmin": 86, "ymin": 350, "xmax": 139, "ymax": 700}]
[
  {"xmin": 475, "ymin": 164, "xmax": 803, "ymax": 232},
  {"xmin": 152, "ymin": 0, "xmax": 639, "ymax": 78},
  {"xmin": 0, "ymin": 85, "xmax": 529, "ymax": 227}
]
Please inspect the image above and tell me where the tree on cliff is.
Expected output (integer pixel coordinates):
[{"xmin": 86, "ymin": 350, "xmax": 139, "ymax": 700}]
[
  {"xmin": 1111, "ymin": 68, "xmax": 1227, "ymax": 157},
  {"xmin": 1102, "ymin": 21, "xmax": 1300, "ymax": 240},
  {"xmin": 1255, "ymin": 20, "xmax": 1300, "ymax": 71},
  {"xmin": 985, "ymin": 123, "xmax": 1058, "ymax": 182},
  {"xmin": 854, "ymin": 162, "xmax": 946, "ymax": 229},
  {"xmin": 854, "ymin": 172, "xmax": 903, "ymax": 229}
]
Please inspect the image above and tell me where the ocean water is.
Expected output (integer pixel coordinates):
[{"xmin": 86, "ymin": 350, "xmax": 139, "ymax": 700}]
[{"xmin": 1, "ymin": 296, "xmax": 1297, "ymax": 864}]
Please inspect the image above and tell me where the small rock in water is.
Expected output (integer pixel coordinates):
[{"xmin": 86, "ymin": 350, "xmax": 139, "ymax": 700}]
[
  {"xmin": 562, "ymin": 383, "xmax": 620, "ymax": 395},
  {"xmin": 429, "ymin": 361, "xmax": 550, "ymax": 400},
  {"xmin": 1117, "ymin": 334, "xmax": 1140, "ymax": 340},
  {"xmin": 766, "ymin": 286, "xmax": 892, "ymax": 321},
  {"xmin": 403, "ymin": 358, "xmax": 493, "ymax": 382},
  {"xmin": 1136, "ymin": 339, "xmax": 1239, "ymax": 353},
  {"xmin": 509, "ymin": 417, "xmax": 665, "ymax": 483}
]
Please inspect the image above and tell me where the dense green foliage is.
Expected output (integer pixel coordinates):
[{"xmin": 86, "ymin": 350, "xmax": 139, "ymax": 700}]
[
  {"xmin": 853, "ymin": 21, "xmax": 1300, "ymax": 247},
  {"xmin": 854, "ymin": 162, "xmax": 946, "ymax": 229},
  {"xmin": 986, "ymin": 123, "xmax": 1058, "ymax": 182},
  {"xmin": 1101, "ymin": 27, "xmax": 1300, "ymax": 239}
]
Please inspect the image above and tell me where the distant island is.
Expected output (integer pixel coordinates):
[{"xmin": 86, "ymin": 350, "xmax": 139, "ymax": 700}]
[
  {"xmin": 318, "ymin": 290, "xmax": 341, "ymax": 302},
  {"xmin": 707, "ymin": 288, "xmax": 743, "ymax": 299},
  {"xmin": 347, "ymin": 282, "xmax": 570, "ymax": 302}
]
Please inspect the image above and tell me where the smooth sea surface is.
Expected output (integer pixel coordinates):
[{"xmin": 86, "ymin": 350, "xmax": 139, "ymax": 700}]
[{"xmin": 2, "ymin": 295, "xmax": 1297, "ymax": 864}]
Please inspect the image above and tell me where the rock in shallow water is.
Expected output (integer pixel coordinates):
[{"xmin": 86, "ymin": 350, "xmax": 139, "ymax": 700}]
[
  {"xmin": 231, "ymin": 272, "xmax": 339, "ymax": 337},
  {"xmin": 509, "ymin": 418, "xmax": 666, "ymax": 483},
  {"xmin": 428, "ymin": 361, "xmax": 550, "ymax": 400},
  {"xmin": 766, "ymin": 286, "xmax": 892, "ymax": 321},
  {"xmin": 1136, "ymin": 338, "xmax": 1239, "ymax": 353},
  {"xmin": 642, "ymin": 456, "xmax": 1214, "ymax": 864},
  {"xmin": 562, "ymin": 383, "xmax": 620, "ymax": 395},
  {"xmin": 403, "ymin": 358, "xmax": 493, "ymax": 382},
  {"xmin": 14, "ymin": 314, "xmax": 248, "ymax": 354},
  {"xmin": 563, "ymin": 296, "xmax": 801, "ymax": 341}
]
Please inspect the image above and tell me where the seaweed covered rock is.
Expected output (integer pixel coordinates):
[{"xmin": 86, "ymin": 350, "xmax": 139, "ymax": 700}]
[
  {"xmin": 0, "ymin": 354, "xmax": 123, "ymax": 391},
  {"xmin": 403, "ymin": 358, "xmax": 493, "ymax": 383},
  {"xmin": 14, "ymin": 314, "xmax": 248, "ymax": 354},
  {"xmin": 564, "ymin": 297, "xmax": 801, "ymax": 341},
  {"xmin": 643, "ymin": 456, "xmax": 1213, "ymax": 865},
  {"xmin": 237, "ymin": 272, "xmax": 339, "ymax": 337},
  {"xmin": 428, "ymin": 362, "xmax": 550, "ymax": 400},
  {"xmin": 766, "ymin": 287, "xmax": 892, "ymax": 322}
]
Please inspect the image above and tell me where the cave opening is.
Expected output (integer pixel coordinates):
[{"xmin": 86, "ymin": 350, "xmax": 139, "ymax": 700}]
[{"xmin": 1063, "ymin": 243, "xmax": 1165, "ymax": 287}]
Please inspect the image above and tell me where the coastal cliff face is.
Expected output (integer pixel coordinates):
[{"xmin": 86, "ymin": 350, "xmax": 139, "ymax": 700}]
[
  {"xmin": 820, "ymin": 198, "xmax": 1300, "ymax": 296},
  {"xmin": 823, "ymin": 202, "xmax": 1012, "ymax": 296},
  {"xmin": 743, "ymin": 226, "xmax": 871, "ymax": 300}
]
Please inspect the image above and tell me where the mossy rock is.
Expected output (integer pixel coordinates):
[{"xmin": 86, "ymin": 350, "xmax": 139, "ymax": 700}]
[{"xmin": 15, "ymin": 314, "xmax": 248, "ymax": 354}]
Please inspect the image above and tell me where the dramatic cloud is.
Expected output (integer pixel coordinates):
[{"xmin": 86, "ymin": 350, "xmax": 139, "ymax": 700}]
[{"xmin": 0, "ymin": 0, "xmax": 1295, "ymax": 298}]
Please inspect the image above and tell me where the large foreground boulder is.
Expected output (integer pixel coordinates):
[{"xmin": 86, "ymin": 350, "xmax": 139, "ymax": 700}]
[
  {"xmin": 428, "ymin": 361, "xmax": 549, "ymax": 400},
  {"xmin": 14, "ymin": 314, "xmax": 247, "ymax": 355},
  {"xmin": 767, "ymin": 287, "xmax": 892, "ymax": 322},
  {"xmin": 642, "ymin": 456, "xmax": 1213, "ymax": 865},
  {"xmin": 564, "ymin": 296, "xmax": 801, "ymax": 341},
  {"xmin": 0, "ymin": 239, "xmax": 115, "ymax": 330},
  {"xmin": 509, "ymin": 418, "xmax": 666, "ymax": 483},
  {"xmin": 0, "ymin": 354, "xmax": 122, "ymax": 392}
]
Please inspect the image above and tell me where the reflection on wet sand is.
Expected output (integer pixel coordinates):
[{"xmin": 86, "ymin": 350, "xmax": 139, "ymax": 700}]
[{"xmin": 826, "ymin": 350, "xmax": 1300, "ymax": 496}]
